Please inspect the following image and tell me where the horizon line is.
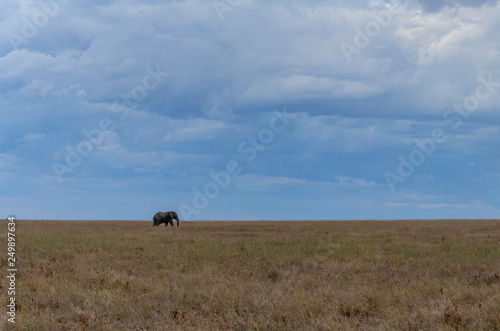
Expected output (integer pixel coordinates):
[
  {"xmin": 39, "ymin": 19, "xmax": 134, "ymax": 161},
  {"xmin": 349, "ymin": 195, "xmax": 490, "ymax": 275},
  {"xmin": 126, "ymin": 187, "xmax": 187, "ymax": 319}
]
[{"xmin": 4, "ymin": 218, "xmax": 499, "ymax": 222}]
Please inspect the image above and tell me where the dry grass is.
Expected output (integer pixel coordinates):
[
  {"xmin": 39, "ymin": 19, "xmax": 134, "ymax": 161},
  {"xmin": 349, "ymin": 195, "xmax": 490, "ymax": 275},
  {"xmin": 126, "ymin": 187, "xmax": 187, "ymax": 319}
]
[{"xmin": 1, "ymin": 219, "xmax": 500, "ymax": 330}]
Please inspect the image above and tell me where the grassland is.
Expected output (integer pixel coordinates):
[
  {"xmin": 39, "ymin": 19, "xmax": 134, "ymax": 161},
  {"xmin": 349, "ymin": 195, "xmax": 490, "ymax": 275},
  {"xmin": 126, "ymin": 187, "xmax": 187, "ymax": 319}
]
[{"xmin": 1, "ymin": 219, "xmax": 500, "ymax": 330}]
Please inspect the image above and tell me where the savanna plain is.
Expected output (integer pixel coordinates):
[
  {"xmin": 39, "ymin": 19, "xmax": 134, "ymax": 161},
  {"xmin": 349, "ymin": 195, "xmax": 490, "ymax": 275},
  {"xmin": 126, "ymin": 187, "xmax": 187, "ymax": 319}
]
[{"xmin": 1, "ymin": 219, "xmax": 500, "ymax": 330}]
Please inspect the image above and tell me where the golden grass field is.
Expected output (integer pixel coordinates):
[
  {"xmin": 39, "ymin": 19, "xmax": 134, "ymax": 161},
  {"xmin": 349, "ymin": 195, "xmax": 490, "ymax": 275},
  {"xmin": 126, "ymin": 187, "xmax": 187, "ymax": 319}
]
[{"xmin": 1, "ymin": 219, "xmax": 500, "ymax": 330}]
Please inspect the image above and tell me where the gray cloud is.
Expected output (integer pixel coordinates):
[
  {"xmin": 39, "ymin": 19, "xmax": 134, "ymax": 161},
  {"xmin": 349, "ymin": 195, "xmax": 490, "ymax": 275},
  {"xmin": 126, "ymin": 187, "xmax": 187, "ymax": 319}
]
[{"xmin": 1, "ymin": 0, "xmax": 499, "ymax": 219}]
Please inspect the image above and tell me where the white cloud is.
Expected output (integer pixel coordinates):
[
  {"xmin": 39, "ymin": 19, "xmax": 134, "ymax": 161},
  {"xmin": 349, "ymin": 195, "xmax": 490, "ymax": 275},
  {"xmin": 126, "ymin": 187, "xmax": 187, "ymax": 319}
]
[
  {"xmin": 295, "ymin": 113, "xmax": 417, "ymax": 152},
  {"xmin": 234, "ymin": 173, "xmax": 376, "ymax": 191},
  {"xmin": 385, "ymin": 201, "xmax": 495, "ymax": 209},
  {"xmin": 335, "ymin": 175, "xmax": 374, "ymax": 186},
  {"xmin": 2, "ymin": 0, "xmax": 499, "ymax": 117},
  {"xmin": 0, "ymin": 153, "xmax": 17, "ymax": 170},
  {"xmin": 164, "ymin": 118, "xmax": 227, "ymax": 142},
  {"xmin": 19, "ymin": 132, "xmax": 45, "ymax": 142},
  {"xmin": 234, "ymin": 174, "xmax": 312, "ymax": 191}
]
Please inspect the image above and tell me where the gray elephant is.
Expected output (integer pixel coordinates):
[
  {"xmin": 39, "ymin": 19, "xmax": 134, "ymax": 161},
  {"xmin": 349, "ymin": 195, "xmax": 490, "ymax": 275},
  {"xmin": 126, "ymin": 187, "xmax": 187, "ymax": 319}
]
[{"xmin": 153, "ymin": 211, "xmax": 179, "ymax": 227}]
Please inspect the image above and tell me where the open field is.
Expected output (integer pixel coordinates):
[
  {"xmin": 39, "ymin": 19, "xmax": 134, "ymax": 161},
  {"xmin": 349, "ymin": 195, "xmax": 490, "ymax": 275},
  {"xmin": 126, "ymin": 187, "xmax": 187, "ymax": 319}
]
[{"xmin": 1, "ymin": 219, "xmax": 500, "ymax": 330}]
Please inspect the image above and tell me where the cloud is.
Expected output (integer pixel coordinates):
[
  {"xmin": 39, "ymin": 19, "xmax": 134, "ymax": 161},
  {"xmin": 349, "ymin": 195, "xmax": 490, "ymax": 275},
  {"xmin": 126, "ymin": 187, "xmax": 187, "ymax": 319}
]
[
  {"xmin": 234, "ymin": 174, "xmax": 312, "ymax": 191},
  {"xmin": 335, "ymin": 175, "xmax": 374, "ymax": 186},
  {"xmin": 385, "ymin": 201, "xmax": 494, "ymax": 209},
  {"xmin": 1, "ymin": 0, "xmax": 499, "ymax": 220},
  {"xmin": 164, "ymin": 118, "xmax": 228, "ymax": 142},
  {"xmin": 234, "ymin": 174, "xmax": 377, "ymax": 192},
  {"xmin": 294, "ymin": 113, "xmax": 418, "ymax": 152},
  {"xmin": 0, "ymin": 153, "xmax": 17, "ymax": 171},
  {"xmin": 416, "ymin": 0, "xmax": 497, "ymax": 12},
  {"xmin": 19, "ymin": 133, "xmax": 46, "ymax": 142},
  {"xmin": 2, "ymin": 0, "xmax": 500, "ymax": 119}
]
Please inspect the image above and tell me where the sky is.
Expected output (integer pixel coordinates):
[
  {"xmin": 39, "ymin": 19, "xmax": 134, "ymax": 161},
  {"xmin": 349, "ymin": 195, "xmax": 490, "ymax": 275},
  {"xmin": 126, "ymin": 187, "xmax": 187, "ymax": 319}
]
[{"xmin": 0, "ymin": 0, "xmax": 499, "ymax": 220}]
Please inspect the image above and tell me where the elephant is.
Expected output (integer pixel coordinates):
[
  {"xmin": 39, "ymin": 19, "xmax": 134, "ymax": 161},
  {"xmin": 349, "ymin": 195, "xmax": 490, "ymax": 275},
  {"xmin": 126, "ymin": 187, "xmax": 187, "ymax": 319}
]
[{"xmin": 153, "ymin": 211, "xmax": 179, "ymax": 227}]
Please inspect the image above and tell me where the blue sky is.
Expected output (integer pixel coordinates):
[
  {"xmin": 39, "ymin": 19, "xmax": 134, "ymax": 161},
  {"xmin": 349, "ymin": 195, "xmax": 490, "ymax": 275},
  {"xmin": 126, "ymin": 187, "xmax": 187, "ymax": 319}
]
[{"xmin": 1, "ymin": 0, "xmax": 499, "ymax": 220}]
